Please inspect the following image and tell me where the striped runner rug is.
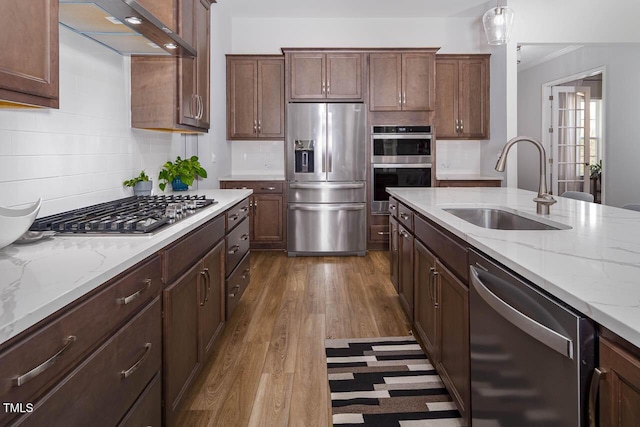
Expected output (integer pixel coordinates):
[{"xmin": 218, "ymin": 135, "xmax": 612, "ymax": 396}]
[{"xmin": 325, "ymin": 336, "xmax": 464, "ymax": 426}]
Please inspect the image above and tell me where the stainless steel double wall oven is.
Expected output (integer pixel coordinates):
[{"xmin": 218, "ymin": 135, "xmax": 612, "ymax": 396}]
[{"xmin": 371, "ymin": 125, "xmax": 433, "ymax": 214}]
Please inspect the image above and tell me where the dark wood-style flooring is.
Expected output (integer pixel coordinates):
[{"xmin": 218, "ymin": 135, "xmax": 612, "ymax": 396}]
[{"xmin": 175, "ymin": 250, "xmax": 411, "ymax": 426}]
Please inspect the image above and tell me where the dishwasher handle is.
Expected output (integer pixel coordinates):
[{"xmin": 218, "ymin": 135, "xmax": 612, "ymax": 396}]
[{"xmin": 470, "ymin": 265, "xmax": 574, "ymax": 360}]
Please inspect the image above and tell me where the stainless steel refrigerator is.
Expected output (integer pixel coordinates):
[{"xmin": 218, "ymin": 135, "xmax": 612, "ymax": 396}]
[{"xmin": 287, "ymin": 103, "xmax": 366, "ymax": 256}]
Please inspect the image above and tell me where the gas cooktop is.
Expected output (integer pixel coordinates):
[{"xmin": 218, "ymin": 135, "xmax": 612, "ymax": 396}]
[{"xmin": 30, "ymin": 195, "xmax": 217, "ymax": 234}]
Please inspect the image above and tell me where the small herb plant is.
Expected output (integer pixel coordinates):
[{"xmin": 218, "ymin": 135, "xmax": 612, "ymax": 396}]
[
  {"xmin": 123, "ymin": 170, "xmax": 150, "ymax": 187},
  {"xmin": 589, "ymin": 160, "xmax": 602, "ymax": 179},
  {"xmin": 158, "ymin": 156, "xmax": 208, "ymax": 191}
]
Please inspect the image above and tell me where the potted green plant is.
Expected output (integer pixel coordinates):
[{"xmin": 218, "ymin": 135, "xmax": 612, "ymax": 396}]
[
  {"xmin": 158, "ymin": 156, "xmax": 208, "ymax": 191},
  {"xmin": 589, "ymin": 160, "xmax": 602, "ymax": 202},
  {"xmin": 123, "ymin": 170, "xmax": 153, "ymax": 196}
]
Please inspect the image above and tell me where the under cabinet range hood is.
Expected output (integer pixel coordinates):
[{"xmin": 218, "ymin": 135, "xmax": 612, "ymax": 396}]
[{"xmin": 59, "ymin": 0, "xmax": 197, "ymax": 56}]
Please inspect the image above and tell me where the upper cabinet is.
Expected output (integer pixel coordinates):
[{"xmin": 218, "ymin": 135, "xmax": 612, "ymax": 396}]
[
  {"xmin": 0, "ymin": 0, "xmax": 59, "ymax": 108},
  {"xmin": 130, "ymin": 0, "xmax": 211, "ymax": 133},
  {"xmin": 226, "ymin": 55, "xmax": 285, "ymax": 140},
  {"xmin": 435, "ymin": 54, "xmax": 490, "ymax": 140},
  {"xmin": 285, "ymin": 50, "xmax": 363, "ymax": 101},
  {"xmin": 369, "ymin": 50, "xmax": 437, "ymax": 112}
]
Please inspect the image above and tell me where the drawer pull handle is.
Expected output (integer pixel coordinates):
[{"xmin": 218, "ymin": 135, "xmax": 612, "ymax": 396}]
[
  {"xmin": 261, "ymin": 186, "xmax": 276, "ymax": 191},
  {"xmin": 228, "ymin": 245, "xmax": 240, "ymax": 254},
  {"xmin": 199, "ymin": 271, "xmax": 207, "ymax": 306},
  {"xmin": 240, "ymin": 206, "xmax": 249, "ymax": 212},
  {"xmin": 377, "ymin": 231, "xmax": 390, "ymax": 235},
  {"xmin": 13, "ymin": 335, "xmax": 77, "ymax": 387},
  {"xmin": 204, "ymin": 268, "xmax": 211, "ymax": 303},
  {"xmin": 240, "ymin": 234, "xmax": 249, "ymax": 241},
  {"xmin": 389, "ymin": 205, "xmax": 397, "ymax": 210},
  {"xmin": 229, "ymin": 214, "xmax": 239, "ymax": 221},
  {"xmin": 228, "ymin": 285, "xmax": 241, "ymax": 298},
  {"xmin": 121, "ymin": 343, "xmax": 152, "ymax": 379},
  {"xmin": 400, "ymin": 213, "xmax": 410, "ymax": 220},
  {"xmin": 117, "ymin": 278, "xmax": 152, "ymax": 305},
  {"xmin": 240, "ymin": 267, "xmax": 250, "ymax": 280}
]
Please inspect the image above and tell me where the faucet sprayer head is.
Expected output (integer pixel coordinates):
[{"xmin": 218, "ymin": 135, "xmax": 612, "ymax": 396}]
[{"xmin": 495, "ymin": 150, "xmax": 507, "ymax": 172}]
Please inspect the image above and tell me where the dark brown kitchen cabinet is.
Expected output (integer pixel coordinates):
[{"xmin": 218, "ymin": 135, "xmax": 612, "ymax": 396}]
[
  {"xmin": 226, "ymin": 55, "xmax": 285, "ymax": 140},
  {"xmin": 0, "ymin": 0, "xmax": 58, "ymax": 108},
  {"xmin": 130, "ymin": 0, "xmax": 211, "ymax": 133},
  {"xmin": 369, "ymin": 51, "xmax": 437, "ymax": 112},
  {"xmin": 164, "ymin": 239, "xmax": 225, "ymax": 425},
  {"xmin": 598, "ymin": 336, "xmax": 640, "ymax": 427},
  {"xmin": 414, "ymin": 239, "xmax": 438, "ymax": 361},
  {"xmin": 398, "ymin": 224, "xmax": 414, "ymax": 322},
  {"xmin": 0, "ymin": 254, "xmax": 162, "ymax": 426},
  {"xmin": 435, "ymin": 54, "xmax": 490, "ymax": 139},
  {"xmin": 286, "ymin": 50, "xmax": 363, "ymax": 101},
  {"xmin": 437, "ymin": 179, "xmax": 502, "ymax": 188},
  {"xmin": 221, "ymin": 181, "xmax": 286, "ymax": 250},
  {"xmin": 389, "ymin": 215, "xmax": 399, "ymax": 292}
]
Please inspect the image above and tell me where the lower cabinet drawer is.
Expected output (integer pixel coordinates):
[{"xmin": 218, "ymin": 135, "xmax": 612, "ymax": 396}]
[
  {"xmin": 226, "ymin": 252, "xmax": 251, "ymax": 320},
  {"xmin": 118, "ymin": 372, "xmax": 161, "ymax": 427},
  {"xmin": 370, "ymin": 224, "xmax": 390, "ymax": 241},
  {"xmin": 226, "ymin": 217, "xmax": 250, "ymax": 275},
  {"xmin": 14, "ymin": 297, "xmax": 162, "ymax": 427}
]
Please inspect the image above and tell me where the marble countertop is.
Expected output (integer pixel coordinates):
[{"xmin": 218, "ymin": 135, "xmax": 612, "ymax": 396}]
[
  {"xmin": 436, "ymin": 173, "xmax": 504, "ymax": 181},
  {"xmin": 219, "ymin": 174, "xmax": 286, "ymax": 181},
  {"xmin": 387, "ymin": 187, "xmax": 640, "ymax": 348},
  {"xmin": 0, "ymin": 189, "xmax": 252, "ymax": 347}
]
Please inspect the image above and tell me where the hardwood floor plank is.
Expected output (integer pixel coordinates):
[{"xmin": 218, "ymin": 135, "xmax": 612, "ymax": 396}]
[
  {"xmin": 262, "ymin": 290, "xmax": 303, "ymax": 374},
  {"xmin": 248, "ymin": 373, "xmax": 294, "ymax": 427}
]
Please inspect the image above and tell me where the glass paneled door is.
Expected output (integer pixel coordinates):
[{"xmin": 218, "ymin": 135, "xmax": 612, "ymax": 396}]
[{"xmin": 551, "ymin": 86, "xmax": 591, "ymax": 195}]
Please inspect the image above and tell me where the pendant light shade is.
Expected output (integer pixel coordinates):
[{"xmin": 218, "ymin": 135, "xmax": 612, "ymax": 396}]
[{"xmin": 482, "ymin": 5, "xmax": 514, "ymax": 45}]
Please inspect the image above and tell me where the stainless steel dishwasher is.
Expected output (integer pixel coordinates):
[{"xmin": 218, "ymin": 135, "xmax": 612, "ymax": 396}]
[{"xmin": 469, "ymin": 250, "xmax": 596, "ymax": 427}]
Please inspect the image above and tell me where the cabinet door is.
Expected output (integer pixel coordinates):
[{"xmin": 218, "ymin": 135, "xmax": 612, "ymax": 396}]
[
  {"xmin": 402, "ymin": 53, "xmax": 434, "ymax": 111},
  {"xmin": 458, "ymin": 58, "xmax": 489, "ymax": 139},
  {"xmin": 414, "ymin": 240, "xmax": 438, "ymax": 361},
  {"xmin": 195, "ymin": 0, "xmax": 210, "ymax": 128},
  {"xmin": 163, "ymin": 262, "xmax": 202, "ymax": 424},
  {"xmin": 252, "ymin": 193, "xmax": 284, "ymax": 245},
  {"xmin": 389, "ymin": 216, "xmax": 399, "ymax": 292},
  {"xmin": 200, "ymin": 240, "xmax": 225, "ymax": 360},
  {"xmin": 369, "ymin": 53, "xmax": 402, "ymax": 111},
  {"xmin": 436, "ymin": 260, "xmax": 469, "ymax": 422},
  {"xmin": 0, "ymin": 0, "xmax": 58, "ymax": 108},
  {"xmin": 290, "ymin": 53, "xmax": 326, "ymax": 100},
  {"xmin": 599, "ymin": 337, "xmax": 640, "ymax": 427},
  {"xmin": 398, "ymin": 224, "xmax": 414, "ymax": 322},
  {"xmin": 228, "ymin": 59, "xmax": 258, "ymax": 139},
  {"xmin": 257, "ymin": 59, "xmax": 285, "ymax": 138},
  {"xmin": 326, "ymin": 53, "xmax": 362, "ymax": 100},
  {"xmin": 434, "ymin": 59, "xmax": 459, "ymax": 139}
]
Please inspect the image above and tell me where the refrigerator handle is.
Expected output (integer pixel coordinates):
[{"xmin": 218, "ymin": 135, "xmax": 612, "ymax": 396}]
[{"xmin": 327, "ymin": 111, "xmax": 333, "ymax": 172}]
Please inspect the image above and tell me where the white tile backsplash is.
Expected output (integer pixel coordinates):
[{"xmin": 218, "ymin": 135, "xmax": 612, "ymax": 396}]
[
  {"xmin": 231, "ymin": 140, "xmax": 285, "ymax": 174},
  {"xmin": 0, "ymin": 27, "xmax": 183, "ymax": 216},
  {"xmin": 436, "ymin": 140, "xmax": 482, "ymax": 175}
]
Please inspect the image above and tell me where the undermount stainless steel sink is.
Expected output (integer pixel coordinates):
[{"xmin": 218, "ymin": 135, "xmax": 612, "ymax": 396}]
[{"xmin": 443, "ymin": 207, "xmax": 571, "ymax": 231}]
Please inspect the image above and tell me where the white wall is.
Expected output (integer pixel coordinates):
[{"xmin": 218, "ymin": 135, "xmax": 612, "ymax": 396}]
[
  {"xmin": 518, "ymin": 44, "xmax": 640, "ymax": 207},
  {"xmin": 225, "ymin": 16, "xmax": 507, "ymax": 180},
  {"xmin": 0, "ymin": 27, "xmax": 184, "ymax": 216}
]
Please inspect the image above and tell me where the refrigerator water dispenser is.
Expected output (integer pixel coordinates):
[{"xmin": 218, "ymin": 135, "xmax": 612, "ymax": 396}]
[{"xmin": 294, "ymin": 140, "xmax": 315, "ymax": 173}]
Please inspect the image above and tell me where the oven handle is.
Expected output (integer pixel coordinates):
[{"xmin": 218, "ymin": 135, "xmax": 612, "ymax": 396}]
[
  {"xmin": 372, "ymin": 134, "xmax": 432, "ymax": 139},
  {"xmin": 373, "ymin": 163, "xmax": 433, "ymax": 168},
  {"xmin": 470, "ymin": 265, "xmax": 574, "ymax": 360}
]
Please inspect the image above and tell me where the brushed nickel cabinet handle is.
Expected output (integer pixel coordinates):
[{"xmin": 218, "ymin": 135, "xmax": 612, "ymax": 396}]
[
  {"xmin": 254, "ymin": 200, "xmax": 258, "ymax": 212},
  {"xmin": 261, "ymin": 186, "xmax": 276, "ymax": 191},
  {"xmin": 459, "ymin": 119, "xmax": 463, "ymax": 133},
  {"xmin": 199, "ymin": 271, "xmax": 207, "ymax": 306},
  {"xmin": 403, "ymin": 92, "xmax": 407, "ymax": 105},
  {"xmin": 196, "ymin": 95, "xmax": 203, "ymax": 120},
  {"xmin": 588, "ymin": 367, "xmax": 606, "ymax": 427},
  {"xmin": 229, "ymin": 214, "xmax": 239, "ymax": 221},
  {"xmin": 389, "ymin": 205, "xmax": 397, "ymax": 210},
  {"xmin": 240, "ymin": 206, "xmax": 249, "ymax": 212},
  {"xmin": 327, "ymin": 82, "xmax": 330, "ymax": 94},
  {"xmin": 398, "ymin": 92, "xmax": 402, "ymax": 105},
  {"xmin": 117, "ymin": 278, "xmax": 152, "ymax": 305},
  {"xmin": 253, "ymin": 120, "xmax": 257, "ymax": 133},
  {"xmin": 228, "ymin": 245, "xmax": 240, "ymax": 254},
  {"xmin": 204, "ymin": 268, "xmax": 210, "ymax": 303},
  {"xmin": 433, "ymin": 271, "xmax": 440, "ymax": 308},
  {"xmin": 240, "ymin": 234, "xmax": 249, "ymax": 241},
  {"xmin": 400, "ymin": 213, "xmax": 410, "ymax": 220},
  {"xmin": 121, "ymin": 343, "xmax": 152, "ymax": 379},
  {"xmin": 377, "ymin": 231, "xmax": 390, "ymax": 235},
  {"xmin": 228, "ymin": 285, "xmax": 240, "ymax": 298},
  {"xmin": 13, "ymin": 336, "xmax": 77, "ymax": 387},
  {"xmin": 240, "ymin": 268, "xmax": 250, "ymax": 280},
  {"xmin": 257, "ymin": 119, "xmax": 261, "ymax": 133}
]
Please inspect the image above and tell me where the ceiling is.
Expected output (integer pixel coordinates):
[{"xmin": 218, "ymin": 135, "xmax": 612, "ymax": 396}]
[{"xmin": 223, "ymin": 0, "xmax": 494, "ymax": 18}]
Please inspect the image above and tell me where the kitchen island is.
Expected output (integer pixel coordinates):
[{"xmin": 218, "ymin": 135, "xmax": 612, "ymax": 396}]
[
  {"xmin": 0, "ymin": 189, "xmax": 251, "ymax": 346},
  {"xmin": 388, "ymin": 186, "xmax": 640, "ymax": 348}
]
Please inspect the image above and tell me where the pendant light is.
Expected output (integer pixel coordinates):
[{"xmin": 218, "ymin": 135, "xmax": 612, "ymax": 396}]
[{"xmin": 482, "ymin": 3, "xmax": 514, "ymax": 45}]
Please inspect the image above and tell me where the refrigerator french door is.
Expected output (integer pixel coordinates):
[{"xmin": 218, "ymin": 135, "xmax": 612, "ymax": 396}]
[{"xmin": 287, "ymin": 103, "xmax": 366, "ymax": 256}]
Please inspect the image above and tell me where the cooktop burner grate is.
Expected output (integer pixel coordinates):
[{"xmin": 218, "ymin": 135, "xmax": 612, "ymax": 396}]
[{"xmin": 30, "ymin": 195, "xmax": 217, "ymax": 234}]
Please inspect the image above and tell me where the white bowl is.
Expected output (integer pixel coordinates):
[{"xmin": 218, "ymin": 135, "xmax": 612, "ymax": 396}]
[{"xmin": 0, "ymin": 198, "xmax": 42, "ymax": 250}]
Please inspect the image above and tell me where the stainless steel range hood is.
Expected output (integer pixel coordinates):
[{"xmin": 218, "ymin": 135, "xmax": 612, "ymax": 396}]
[{"xmin": 59, "ymin": 0, "xmax": 196, "ymax": 57}]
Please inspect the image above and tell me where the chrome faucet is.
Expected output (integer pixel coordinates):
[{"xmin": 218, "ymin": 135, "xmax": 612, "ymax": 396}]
[{"xmin": 495, "ymin": 136, "xmax": 556, "ymax": 215}]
